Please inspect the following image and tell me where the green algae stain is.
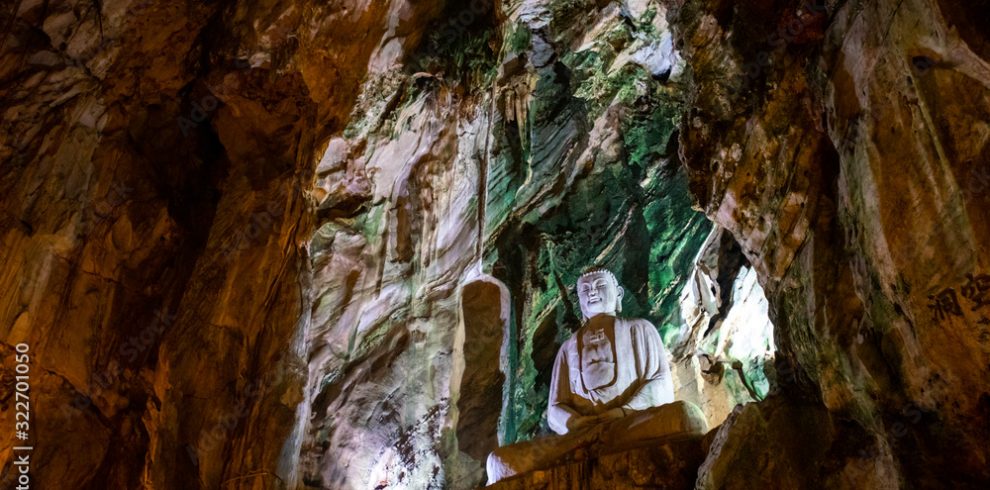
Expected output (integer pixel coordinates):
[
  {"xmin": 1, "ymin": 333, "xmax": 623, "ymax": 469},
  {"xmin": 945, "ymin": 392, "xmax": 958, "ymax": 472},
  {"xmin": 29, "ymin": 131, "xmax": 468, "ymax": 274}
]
[
  {"xmin": 503, "ymin": 22, "xmax": 532, "ymax": 54},
  {"xmin": 622, "ymin": 100, "xmax": 679, "ymax": 170},
  {"xmin": 357, "ymin": 202, "xmax": 387, "ymax": 241}
]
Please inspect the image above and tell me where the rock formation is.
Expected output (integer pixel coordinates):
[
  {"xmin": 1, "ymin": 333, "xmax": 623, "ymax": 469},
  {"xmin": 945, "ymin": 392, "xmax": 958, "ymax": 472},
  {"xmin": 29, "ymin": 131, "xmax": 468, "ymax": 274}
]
[
  {"xmin": 673, "ymin": 0, "xmax": 990, "ymax": 487},
  {"xmin": 0, "ymin": 0, "xmax": 986, "ymax": 489}
]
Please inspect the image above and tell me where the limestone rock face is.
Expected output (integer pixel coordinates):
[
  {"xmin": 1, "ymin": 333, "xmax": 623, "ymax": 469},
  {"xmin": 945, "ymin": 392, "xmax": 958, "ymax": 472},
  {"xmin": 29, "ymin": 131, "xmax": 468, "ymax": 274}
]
[
  {"xmin": 669, "ymin": 0, "xmax": 990, "ymax": 486},
  {"xmin": 1, "ymin": 0, "xmax": 448, "ymax": 488},
  {"xmin": 0, "ymin": 0, "xmax": 987, "ymax": 489},
  {"xmin": 1, "ymin": 0, "xmax": 721, "ymax": 488},
  {"xmin": 672, "ymin": 226, "xmax": 775, "ymax": 429}
]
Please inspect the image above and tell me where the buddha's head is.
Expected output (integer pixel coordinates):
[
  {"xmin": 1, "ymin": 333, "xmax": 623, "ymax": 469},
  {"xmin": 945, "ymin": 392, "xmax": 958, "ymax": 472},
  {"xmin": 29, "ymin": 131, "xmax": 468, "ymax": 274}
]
[{"xmin": 576, "ymin": 267, "xmax": 624, "ymax": 321}]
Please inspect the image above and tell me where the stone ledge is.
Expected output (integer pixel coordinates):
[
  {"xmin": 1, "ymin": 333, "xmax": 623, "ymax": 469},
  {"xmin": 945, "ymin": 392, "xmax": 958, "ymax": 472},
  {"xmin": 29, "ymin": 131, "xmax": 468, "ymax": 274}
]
[{"xmin": 487, "ymin": 435, "xmax": 707, "ymax": 490}]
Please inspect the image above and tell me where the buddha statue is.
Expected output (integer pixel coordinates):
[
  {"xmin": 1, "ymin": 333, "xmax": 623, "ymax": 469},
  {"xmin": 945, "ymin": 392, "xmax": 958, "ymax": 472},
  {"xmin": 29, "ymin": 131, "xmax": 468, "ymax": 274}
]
[{"xmin": 486, "ymin": 267, "xmax": 707, "ymax": 485}]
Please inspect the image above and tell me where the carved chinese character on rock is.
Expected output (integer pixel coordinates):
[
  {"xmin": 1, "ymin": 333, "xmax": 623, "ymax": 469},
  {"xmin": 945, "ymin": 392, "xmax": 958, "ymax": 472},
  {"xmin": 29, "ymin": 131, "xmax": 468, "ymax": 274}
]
[
  {"xmin": 928, "ymin": 288, "xmax": 963, "ymax": 322},
  {"xmin": 961, "ymin": 273, "xmax": 990, "ymax": 311}
]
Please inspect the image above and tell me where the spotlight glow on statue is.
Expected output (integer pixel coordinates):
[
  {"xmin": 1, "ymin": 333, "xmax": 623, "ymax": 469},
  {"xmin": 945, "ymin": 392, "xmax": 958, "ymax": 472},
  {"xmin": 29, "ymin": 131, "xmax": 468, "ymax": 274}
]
[
  {"xmin": 548, "ymin": 268, "xmax": 674, "ymax": 435},
  {"xmin": 486, "ymin": 267, "xmax": 705, "ymax": 485}
]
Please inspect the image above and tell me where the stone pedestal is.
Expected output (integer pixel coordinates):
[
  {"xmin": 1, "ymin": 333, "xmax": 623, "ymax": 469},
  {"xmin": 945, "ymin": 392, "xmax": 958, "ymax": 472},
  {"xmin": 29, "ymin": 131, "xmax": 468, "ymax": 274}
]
[
  {"xmin": 486, "ymin": 434, "xmax": 708, "ymax": 489},
  {"xmin": 487, "ymin": 401, "xmax": 710, "ymax": 487}
]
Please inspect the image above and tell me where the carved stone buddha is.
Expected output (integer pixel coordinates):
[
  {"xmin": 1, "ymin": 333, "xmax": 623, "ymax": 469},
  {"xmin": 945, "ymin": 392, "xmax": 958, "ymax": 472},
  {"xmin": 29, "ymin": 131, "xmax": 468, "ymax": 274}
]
[{"xmin": 486, "ymin": 268, "xmax": 707, "ymax": 485}]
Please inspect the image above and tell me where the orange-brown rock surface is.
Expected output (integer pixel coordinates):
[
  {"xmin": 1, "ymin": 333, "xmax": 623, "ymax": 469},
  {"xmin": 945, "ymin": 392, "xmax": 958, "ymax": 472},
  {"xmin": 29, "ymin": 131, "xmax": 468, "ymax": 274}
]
[{"xmin": 671, "ymin": 0, "xmax": 990, "ymax": 486}]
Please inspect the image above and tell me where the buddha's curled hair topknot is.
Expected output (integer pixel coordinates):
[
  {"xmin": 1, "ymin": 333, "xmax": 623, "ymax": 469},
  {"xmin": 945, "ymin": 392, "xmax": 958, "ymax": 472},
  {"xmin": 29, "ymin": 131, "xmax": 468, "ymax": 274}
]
[{"xmin": 577, "ymin": 267, "xmax": 618, "ymax": 286}]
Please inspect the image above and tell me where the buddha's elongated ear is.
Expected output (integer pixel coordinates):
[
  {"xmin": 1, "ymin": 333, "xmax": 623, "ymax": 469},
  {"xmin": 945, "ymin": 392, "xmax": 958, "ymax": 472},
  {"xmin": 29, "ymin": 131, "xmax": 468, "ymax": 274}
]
[{"xmin": 615, "ymin": 285, "xmax": 624, "ymax": 313}]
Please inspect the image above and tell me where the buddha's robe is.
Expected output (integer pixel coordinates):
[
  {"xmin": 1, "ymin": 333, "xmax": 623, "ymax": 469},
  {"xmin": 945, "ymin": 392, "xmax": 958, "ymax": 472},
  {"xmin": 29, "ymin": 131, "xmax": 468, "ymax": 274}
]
[{"xmin": 547, "ymin": 316, "xmax": 674, "ymax": 434}]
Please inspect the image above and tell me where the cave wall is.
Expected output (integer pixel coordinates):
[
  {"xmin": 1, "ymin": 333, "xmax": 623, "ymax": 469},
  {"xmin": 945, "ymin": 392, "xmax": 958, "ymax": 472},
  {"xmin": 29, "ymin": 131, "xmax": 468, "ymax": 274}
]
[
  {"xmin": 673, "ymin": 226, "xmax": 776, "ymax": 429},
  {"xmin": 2, "ymin": 0, "xmax": 721, "ymax": 488},
  {"xmin": 0, "ymin": 0, "xmax": 448, "ymax": 488},
  {"xmin": 669, "ymin": 0, "xmax": 990, "ymax": 486}
]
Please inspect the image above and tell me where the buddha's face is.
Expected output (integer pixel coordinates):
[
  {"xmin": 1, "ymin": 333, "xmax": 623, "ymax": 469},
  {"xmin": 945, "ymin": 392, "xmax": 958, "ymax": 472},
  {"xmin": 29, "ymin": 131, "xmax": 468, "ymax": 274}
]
[{"xmin": 577, "ymin": 271, "xmax": 623, "ymax": 320}]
